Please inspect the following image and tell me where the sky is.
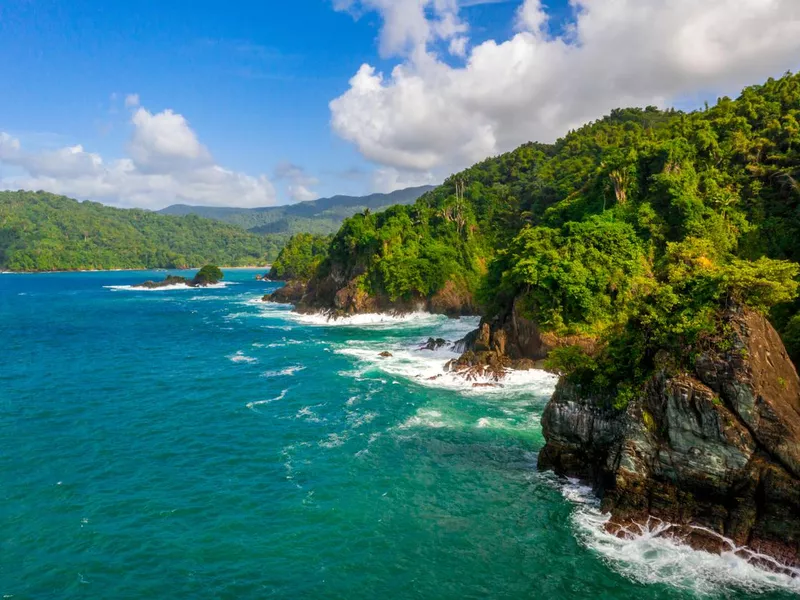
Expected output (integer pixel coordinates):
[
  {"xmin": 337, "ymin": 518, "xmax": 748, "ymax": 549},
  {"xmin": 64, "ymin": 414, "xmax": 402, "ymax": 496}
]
[{"xmin": 1, "ymin": 0, "xmax": 800, "ymax": 210}]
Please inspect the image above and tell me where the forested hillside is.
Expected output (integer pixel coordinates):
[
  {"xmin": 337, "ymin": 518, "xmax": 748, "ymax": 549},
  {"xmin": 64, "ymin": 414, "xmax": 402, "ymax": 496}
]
[
  {"xmin": 0, "ymin": 191, "xmax": 281, "ymax": 271},
  {"xmin": 159, "ymin": 186, "xmax": 435, "ymax": 235},
  {"xmin": 278, "ymin": 73, "xmax": 800, "ymax": 368}
]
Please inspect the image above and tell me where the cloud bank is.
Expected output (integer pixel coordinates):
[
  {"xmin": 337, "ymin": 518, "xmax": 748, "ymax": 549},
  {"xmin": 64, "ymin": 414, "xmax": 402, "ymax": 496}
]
[
  {"xmin": 331, "ymin": 0, "xmax": 800, "ymax": 181},
  {"xmin": 0, "ymin": 102, "xmax": 277, "ymax": 210}
]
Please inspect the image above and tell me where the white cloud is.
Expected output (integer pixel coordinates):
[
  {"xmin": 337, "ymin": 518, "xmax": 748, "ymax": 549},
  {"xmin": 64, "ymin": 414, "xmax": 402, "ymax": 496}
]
[
  {"xmin": 515, "ymin": 0, "xmax": 547, "ymax": 33},
  {"xmin": 274, "ymin": 161, "xmax": 320, "ymax": 202},
  {"xmin": 330, "ymin": 0, "xmax": 800, "ymax": 181},
  {"xmin": 334, "ymin": 0, "xmax": 467, "ymax": 58},
  {"xmin": 371, "ymin": 166, "xmax": 438, "ymax": 193},
  {"xmin": 129, "ymin": 107, "xmax": 213, "ymax": 173},
  {"xmin": 287, "ymin": 184, "xmax": 319, "ymax": 202},
  {"xmin": 0, "ymin": 103, "xmax": 277, "ymax": 209},
  {"xmin": 124, "ymin": 93, "xmax": 140, "ymax": 108}
]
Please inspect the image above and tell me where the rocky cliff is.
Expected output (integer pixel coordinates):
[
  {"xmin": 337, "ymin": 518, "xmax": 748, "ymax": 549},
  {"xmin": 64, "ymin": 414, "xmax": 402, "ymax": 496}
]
[
  {"xmin": 263, "ymin": 275, "xmax": 478, "ymax": 317},
  {"xmin": 538, "ymin": 307, "xmax": 800, "ymax": 573}
]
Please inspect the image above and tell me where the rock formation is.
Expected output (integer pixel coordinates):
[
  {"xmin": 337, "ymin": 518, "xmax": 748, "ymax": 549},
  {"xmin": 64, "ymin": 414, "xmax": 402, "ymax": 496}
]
[
  {"xmin": 538, "ymin": 307, "xmax": 800, "ymax": 573},
  {"xmin": 447, "ymin": 298, "xmax": 596, "ymax": 380},
  {"xmin": 262, "ymin": 276, "xmax": 478, "ymax": 317},
  {"xmin": 133, "ymin": 275, "xmax": 190, "ymax": 289},
  {"xmin": 263, "ymin": 280, "xmax": 306, "ymax": 304}
]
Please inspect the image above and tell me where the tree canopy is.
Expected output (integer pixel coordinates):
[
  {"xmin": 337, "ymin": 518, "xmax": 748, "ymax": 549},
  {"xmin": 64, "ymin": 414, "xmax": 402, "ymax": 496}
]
[
  {"xmin": 0, "ymin": 191, "xmax": 279, "ymax": 271},
  {"xmin": 305, "ymin": 72, "xmax": 800, "ymax": 376}
]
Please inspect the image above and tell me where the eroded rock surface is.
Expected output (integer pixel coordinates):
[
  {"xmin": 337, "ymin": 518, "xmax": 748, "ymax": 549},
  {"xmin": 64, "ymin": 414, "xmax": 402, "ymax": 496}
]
[{"xmin": 538, "ymin": 307, "xmax": 800, "ymax": 571}]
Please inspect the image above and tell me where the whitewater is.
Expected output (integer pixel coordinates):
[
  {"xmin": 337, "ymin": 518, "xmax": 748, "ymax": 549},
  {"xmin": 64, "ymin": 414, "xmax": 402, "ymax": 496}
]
[{"xmin": 1, "ymin": 268, "xmax": 797, "ymax": 599}]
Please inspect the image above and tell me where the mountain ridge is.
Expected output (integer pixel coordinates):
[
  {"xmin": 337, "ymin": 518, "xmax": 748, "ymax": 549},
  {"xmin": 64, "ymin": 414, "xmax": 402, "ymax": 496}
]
[{"xmin": 158, "ymin": 185, "xmax": 436, "ymax": 235}]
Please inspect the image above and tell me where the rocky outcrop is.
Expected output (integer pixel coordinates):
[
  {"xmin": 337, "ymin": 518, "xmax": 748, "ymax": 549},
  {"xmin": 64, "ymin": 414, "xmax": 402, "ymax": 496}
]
[
  {"xmin": 448, "ymin": 297, "xmax": 596, "ymax": 379},
  {"xmin": 264, "ymin": 280, "xmax": 307, "ymax": 304},
  {"xmin": 134, "ymin": 272, "xmax": 221, "ymax": 288},
  {"xmin": 262, "ymin": 275, "xmax": 478, "ymax": 317},
  {"xmin": 538, "ymin": 307, "xmax": 800, "ymax": 572},
  {"xmin": 445, "ymin": 323, "xmax": 536, "ymax": 380},
  {"xmin": 134, "ymin": 275, "xmax": 190, "ymax": 289}
]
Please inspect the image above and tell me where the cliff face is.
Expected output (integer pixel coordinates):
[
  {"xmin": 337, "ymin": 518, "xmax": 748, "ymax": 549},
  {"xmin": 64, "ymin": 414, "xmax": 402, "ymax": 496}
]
[
  {"xmin": 538, "ymin": 308, "xmax": 800, "ymax": 571},
  {"xmin": 264, "ymin": 268, "xmax": 478, "ymax": 317}
]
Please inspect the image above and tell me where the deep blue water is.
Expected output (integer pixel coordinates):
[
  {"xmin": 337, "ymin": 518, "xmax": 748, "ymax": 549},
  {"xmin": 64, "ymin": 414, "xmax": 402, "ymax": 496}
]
[{"xmin": 1, "ymin": 269, "xmax": 798, "ymax": 599}]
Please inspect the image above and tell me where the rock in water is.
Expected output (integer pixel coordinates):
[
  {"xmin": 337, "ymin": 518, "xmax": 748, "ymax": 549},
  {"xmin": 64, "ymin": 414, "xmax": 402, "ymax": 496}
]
[
  {"xmin": 538, "ymin": 307, "xmax": 800, "ymax": 572},
  {"xmin": 379, "ymin": 351, "xmax": 393, "ymax": 358},
  {"xmin": 133, "ymin": 275, "xmax": 189, "ymax": 289},
  {"xmin": 421, "ymin": 337, "xmax": 448, "ymax": 351}
]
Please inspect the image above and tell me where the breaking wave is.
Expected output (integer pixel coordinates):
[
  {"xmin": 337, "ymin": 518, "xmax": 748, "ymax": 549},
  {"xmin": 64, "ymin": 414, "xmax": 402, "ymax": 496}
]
[
  {"xmin": 228, "ymin": 351, "xmax": 258, "ymax": 364},
  {"xmin": 556, "ymin": 477, "xmax": 800, "ymax": 596}
]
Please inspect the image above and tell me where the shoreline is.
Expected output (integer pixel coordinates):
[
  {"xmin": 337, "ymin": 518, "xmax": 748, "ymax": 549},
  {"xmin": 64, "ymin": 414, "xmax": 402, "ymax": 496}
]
[{"xmin": 1, "ymin": 265, "xmax": 270, "ymax": 275}]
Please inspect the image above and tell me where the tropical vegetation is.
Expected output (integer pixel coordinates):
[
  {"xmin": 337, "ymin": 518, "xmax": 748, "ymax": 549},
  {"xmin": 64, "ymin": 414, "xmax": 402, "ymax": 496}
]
[
  {"xmin": 268, "ymin": 233, "xmax": 331, "ymax": 281},
  {"xmin": 293, "ymin": 72, "xmax": 800, "ymax": 391},
  {"xmin": 0, "ymin": 191, "xmax": 279, "ymax": 271}
]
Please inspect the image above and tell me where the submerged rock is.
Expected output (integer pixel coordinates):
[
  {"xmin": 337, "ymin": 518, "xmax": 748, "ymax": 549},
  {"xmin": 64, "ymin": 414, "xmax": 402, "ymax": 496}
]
[{"xmin": 538, "ymin": 307, "xmax": 800, "ymax": 572}]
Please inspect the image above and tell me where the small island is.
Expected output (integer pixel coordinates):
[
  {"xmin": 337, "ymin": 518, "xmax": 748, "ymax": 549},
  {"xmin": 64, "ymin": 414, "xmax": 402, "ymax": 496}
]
[{"xmin": 134, "ymin": 265, "xmax": 224, "ymax": 289}]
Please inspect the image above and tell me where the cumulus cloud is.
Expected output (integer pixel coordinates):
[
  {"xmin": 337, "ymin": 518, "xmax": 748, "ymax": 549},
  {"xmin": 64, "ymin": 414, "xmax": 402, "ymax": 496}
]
[
  {"xmin": 0, "ymin": 101, "xmax": 277, "ymax": 209},
  {"xmin": 274, "ymin": 161, "xmax": 320, "ymax": 202},
  {"xmin": 334, "ymin": 0, "xmax": 467, "ymax": 58},
  {"xmin": 331, "ymin": 0, "xmax": 800, "ymax": 181}
]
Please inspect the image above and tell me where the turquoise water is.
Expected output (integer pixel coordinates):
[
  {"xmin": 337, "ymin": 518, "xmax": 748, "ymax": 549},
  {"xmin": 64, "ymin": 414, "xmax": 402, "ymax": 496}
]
[{"xmin": 1, "ymin": 269, "xmax": 798, "ymax": 599}]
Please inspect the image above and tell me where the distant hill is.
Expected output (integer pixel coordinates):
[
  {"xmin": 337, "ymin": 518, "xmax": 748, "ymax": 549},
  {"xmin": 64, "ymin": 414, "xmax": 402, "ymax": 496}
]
[
  {"xmin": 0, "ymin": 190, "xmax": 283, "ymax": 271},
  {"xmin": 158, "ymin": 186, "xmax": 436, "ymax": 235}
]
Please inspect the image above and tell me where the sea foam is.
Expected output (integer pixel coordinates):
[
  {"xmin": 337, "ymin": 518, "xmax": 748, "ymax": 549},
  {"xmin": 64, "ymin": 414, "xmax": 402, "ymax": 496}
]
[
  {"xmin": 246, "ymin": 388, "xmax": 289, "ymax": 411},
  {"xmin": 556, "ymin": 477, "xmax": 800, "ymax": 596},
  {"xmin": 287, "ymin": 310, "xmax": 448, "ymax": 329},
  {"xmin": 228, "ymin": 351, "xmax": 258, "ymax": 364},
  {"xmin": 262, "ymin": 365, "xmax": 305, "ymax": 377},
  {"xmin": 334, "ymin": 344, "xmax": 558, "ymax": 396},
  {"xmin": 105, "ymin": 281, "xmax": 232, "ymax": 292}
]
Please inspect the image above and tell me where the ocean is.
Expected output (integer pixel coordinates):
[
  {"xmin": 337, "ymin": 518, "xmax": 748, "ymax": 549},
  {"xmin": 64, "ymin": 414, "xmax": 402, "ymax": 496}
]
[{"xmin": 1, "ymin": 269, "xmax": 798, "ymax": 599}]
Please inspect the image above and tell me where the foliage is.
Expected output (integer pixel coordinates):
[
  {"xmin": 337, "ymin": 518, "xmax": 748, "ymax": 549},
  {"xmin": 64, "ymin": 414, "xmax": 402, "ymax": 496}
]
[
  {"xmin": 193, "ymin": 265, "xmax": 224, "ymax": 285},
  {"xmin": 302, "ymin": 71, "xmax": 800, "ymax": 408},
  {"xmin": 0, "ymin": 191, "xmax": 277, "ymax": 271},
  {"xmin": 484, "ymin": 216, "xmax": 649, "ymax": 333},
  {"xmin": 268, "ymin": 233, "xmax": 331, "ymax": 281}
]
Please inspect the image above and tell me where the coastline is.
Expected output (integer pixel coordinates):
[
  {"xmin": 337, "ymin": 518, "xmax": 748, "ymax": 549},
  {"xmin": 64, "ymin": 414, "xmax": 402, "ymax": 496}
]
[{"xmin": 1, "ymin": 265, "xmax": 270, "ymax": 275}]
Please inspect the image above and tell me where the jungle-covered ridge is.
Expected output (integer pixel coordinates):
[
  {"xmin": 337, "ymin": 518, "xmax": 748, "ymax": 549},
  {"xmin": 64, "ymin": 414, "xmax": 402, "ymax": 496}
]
[
  {"xmin": 0, "ymin": 191, "xmax": 282, "ymax": 271},
  {"xmin": 158, "ymin": 186, "xmax": 435, "ymax": 235},
  {"xmin": 272, "ymin": 72, "xmax": 800, "ymax": 377},
  {"xmin": 0, "ymin": 186, "xmax": 435, "ymax": 272}
]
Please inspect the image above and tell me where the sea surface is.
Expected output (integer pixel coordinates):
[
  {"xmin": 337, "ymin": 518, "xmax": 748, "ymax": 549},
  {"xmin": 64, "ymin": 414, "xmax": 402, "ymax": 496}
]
[{"xmin": 2, "ymin": 269, "xmax": 799, "ymax": 599}]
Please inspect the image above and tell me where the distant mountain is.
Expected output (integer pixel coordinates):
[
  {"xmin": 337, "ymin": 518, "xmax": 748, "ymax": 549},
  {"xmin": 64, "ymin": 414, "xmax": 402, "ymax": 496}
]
[{"xmin": 158, "ymin": 186, "xmax": 436, "ymax": 235}]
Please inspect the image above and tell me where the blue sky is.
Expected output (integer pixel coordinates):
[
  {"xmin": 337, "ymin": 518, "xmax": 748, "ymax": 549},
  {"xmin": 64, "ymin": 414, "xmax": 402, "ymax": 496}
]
[{"xmin": 1, "ymin": 0, "xmax": 799, "ymax": 208}]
